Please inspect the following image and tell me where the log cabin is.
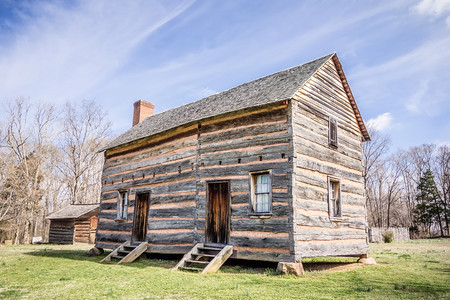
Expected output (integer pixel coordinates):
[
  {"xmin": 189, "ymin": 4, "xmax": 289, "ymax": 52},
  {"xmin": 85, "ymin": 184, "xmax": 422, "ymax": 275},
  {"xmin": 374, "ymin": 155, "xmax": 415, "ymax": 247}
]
[
  {"xmin": 47, "ymin": 204, "xmax": 99, "ymax": 244},
  {"xmin": 95, "ymin": 53, "xmax": 371, "ymax": 270}
]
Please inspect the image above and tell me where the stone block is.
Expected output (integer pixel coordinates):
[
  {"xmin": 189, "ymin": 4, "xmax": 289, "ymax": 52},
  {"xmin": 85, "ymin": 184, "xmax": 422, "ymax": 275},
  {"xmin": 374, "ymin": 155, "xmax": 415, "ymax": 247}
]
[{"xmin": 276, "ymin": 262, "xmax": 305, "ymax": 276}]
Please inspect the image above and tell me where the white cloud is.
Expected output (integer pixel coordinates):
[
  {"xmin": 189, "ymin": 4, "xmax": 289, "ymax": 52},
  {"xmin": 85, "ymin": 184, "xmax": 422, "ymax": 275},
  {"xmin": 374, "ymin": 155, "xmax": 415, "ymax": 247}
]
[
  {"xmin": 367, "ymin": 112, "xmax": 393, "ymax": 131},
  {"xmin": 413, "ymin": 0, "xmax": 450, "ymax": 16}
]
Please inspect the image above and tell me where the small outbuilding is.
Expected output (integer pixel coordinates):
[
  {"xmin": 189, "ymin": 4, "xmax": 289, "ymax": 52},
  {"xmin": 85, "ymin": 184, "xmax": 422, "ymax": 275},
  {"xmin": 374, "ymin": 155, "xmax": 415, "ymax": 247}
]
[{"xmin": 47, "ymin": 204, "xmax": 99, "ymax": 244}]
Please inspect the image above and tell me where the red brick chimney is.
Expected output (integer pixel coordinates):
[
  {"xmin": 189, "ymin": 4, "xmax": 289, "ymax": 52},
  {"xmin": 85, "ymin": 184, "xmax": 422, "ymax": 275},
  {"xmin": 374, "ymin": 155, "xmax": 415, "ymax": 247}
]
[{"xmin": 133, "ymin": 100, "xmax": 154, "ymax": 127}]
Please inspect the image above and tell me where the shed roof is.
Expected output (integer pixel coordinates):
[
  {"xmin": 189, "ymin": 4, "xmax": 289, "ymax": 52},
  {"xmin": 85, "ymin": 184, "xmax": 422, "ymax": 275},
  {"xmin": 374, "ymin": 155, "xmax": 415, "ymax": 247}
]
[
  {"xmin": 105, "ymin": 53, "xmax": 368, "ymax": 151},
  {"xmin": 47, "ymin": 204, "xmax": 99, "ymax": 220}
]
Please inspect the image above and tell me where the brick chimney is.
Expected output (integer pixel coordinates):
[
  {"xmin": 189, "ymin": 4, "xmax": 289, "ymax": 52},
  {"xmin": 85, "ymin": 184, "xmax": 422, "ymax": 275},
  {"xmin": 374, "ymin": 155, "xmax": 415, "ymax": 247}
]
[{"xmin": 133, "ymin": 100, "xmax": 154, "ymax": 127}]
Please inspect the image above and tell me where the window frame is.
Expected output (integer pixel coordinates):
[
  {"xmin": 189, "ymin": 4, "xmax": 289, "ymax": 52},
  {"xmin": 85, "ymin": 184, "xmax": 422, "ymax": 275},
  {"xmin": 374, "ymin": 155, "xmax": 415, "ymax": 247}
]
[
  {"xmin": 328, "ymin": 116, "xmax": 338, "ymax": 148},
  {"xmin": 249, "ymin": 170, "xmax": 273, "ymax": 216},
  {"xmin": 115, "ymin": 189, "xmax": 129, "ymax": 222},
  {"xmin": 328, "ymin": 177, "xmax": 342, "ymax": 219}
]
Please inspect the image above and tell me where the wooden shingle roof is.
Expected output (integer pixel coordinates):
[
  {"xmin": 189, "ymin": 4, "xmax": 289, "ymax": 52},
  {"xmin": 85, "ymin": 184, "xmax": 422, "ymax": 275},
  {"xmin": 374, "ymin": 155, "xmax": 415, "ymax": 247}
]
[
  {"xmin": 105, "ymin": 53, "xmax": 368, "ymax": 151},
  {"xmin": 46, "ymin": 204, "xmax": 99, "ymax": 220}
]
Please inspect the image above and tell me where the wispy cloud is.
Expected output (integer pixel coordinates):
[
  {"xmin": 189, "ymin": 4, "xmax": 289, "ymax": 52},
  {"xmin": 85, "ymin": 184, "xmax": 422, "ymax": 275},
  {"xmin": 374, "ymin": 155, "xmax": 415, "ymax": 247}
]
[
  {"xmin": 367, "ymin": 112, "xmax": 394, "ymax": 131},
  {"xmin": 413, "ymin": 0, "xmax": 450, "ymax": 17},
  {"xmin": 0, "ymin": 0, "xmax": 194, "ymax": 103}
]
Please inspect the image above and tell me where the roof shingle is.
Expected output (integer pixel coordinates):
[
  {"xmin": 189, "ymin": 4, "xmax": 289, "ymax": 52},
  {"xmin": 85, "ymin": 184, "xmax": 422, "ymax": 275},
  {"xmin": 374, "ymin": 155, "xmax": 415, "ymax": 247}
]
[
  {"xmin": 47, "ymin": 204, "xmax": 99, "ymax": 220},
  {"xmin": 105, "ymin": 53, "xmax": 335, "ymax": 151}
]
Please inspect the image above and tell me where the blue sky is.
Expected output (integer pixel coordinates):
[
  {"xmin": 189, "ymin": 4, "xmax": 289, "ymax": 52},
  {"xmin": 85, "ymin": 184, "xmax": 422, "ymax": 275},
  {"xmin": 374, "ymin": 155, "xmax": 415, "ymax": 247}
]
[{"xmin": 0, "ymin": 0, "xmax": 449, "ymax": 151}]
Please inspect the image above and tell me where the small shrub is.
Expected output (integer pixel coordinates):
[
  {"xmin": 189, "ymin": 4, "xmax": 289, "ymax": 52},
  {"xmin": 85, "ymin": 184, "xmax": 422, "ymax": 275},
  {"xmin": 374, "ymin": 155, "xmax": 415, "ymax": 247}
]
[{"xmin": 382, "ymin": 230, "xmax": 394, "ymax": 243}]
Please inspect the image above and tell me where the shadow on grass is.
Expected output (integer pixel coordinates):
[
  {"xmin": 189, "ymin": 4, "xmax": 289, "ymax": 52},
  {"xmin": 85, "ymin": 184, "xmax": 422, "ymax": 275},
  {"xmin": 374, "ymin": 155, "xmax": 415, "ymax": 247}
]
[
  {"xmin": 24, "ymin": 248, "xmax": 107, "ymax": 262},
  {"xmin": 23, "ymin": 249, "xmax": 180, "ymax": 269}
]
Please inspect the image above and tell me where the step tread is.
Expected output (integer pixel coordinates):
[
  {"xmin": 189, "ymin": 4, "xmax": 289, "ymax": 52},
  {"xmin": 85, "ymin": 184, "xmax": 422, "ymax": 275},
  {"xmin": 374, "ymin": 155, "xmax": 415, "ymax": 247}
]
[
  {"xmin": 111, "ymin": 255, "xmax": 126, "ymax": 260},
  {"xmin": 198, "ymin": 246, "xmax": 223, "ymax": 251},
  {"xmin": 193, "ymin": 253, "xmax": 216, "ymax": 258},
  {"xmin": 180, "ymin": 266, "xmax": 204, "ymax": 271},
  {"xmin": 186, "ymin": 259, "xmax": 209, "ymax": 265}
]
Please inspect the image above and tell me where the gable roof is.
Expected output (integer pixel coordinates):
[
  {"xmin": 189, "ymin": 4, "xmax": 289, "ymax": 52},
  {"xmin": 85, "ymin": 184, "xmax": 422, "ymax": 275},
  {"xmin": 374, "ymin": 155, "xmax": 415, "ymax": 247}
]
[
  {"xmin": 105, "ymin": 53, "xmax": 369, "ymax": 151},
  {"xmin": 47, "ymin": 204, "xmax": 99, "ymax": 220}
]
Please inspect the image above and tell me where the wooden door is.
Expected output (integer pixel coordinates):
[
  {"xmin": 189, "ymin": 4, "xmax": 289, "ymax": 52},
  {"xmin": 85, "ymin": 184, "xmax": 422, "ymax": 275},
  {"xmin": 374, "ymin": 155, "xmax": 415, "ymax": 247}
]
[
  {"xmin": 89, "ymin": 216, "xmax": 98, "ymax": 244},
  {"xmin": 206, "ymin": 182, "xmax": 230, "ymax": 245},
  {"xmin": 132, "ymin": 192, "xmax": 150, "ymax": 242}
]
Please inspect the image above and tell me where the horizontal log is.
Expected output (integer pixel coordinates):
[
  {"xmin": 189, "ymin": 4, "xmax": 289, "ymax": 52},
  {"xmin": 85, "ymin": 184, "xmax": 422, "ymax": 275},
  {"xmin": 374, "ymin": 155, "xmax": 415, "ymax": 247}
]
[
  {"xmin": 149, "ymin": 207, "xmax": 195, "ymax": 218},
  {"xmin": 294, "ymin": 229, "xmax": 367, "ymax": 241},
  {"xmin": 231, "ymin": 218, "xmax": 291, "ymax": 233},
  {"xmin": 200, "ymin": 131, "xmax": 290, "ymax": 153},
  {"xmin": 102, "ymin": 173, "xmax": 196, "ymax": 193},
  {"xmin": 297, "ymin": 241, "xmax": 369, "ymax": 258},
  {"xmin": 148, "ymin": 232, "xmax": 194, "ymax": 244},
  {"xmin": 200, "ymin": 122, "xmax": 288, "ymax": 145},
  {"xmin": 229, "ymin": 236, "xmax": 290, "ymax": 248},
  {"xmin": 201, "ymin": 107, "xmax": 287, "ymax": 134},
  {"xmin": 231, "ymin": 205, "xmax": 291, "ymax": 218},
  {"xmin": 296, "ymin": 214, "xmax": 367, "ymax": 230},
  {"xmin": 96, "ymin": 233, "xmax": 131, "ymax": 244},
  {"xmin": 98, "ymin": 221, "xmax": 133, "ymax": 231},
  {"xmin": 148, "ymin": 219, "xmax": 195, "ymax": 230},
  {"xmin": 147, "ymin": 245, "xmax": 192, "ymax": 254},
  {"xmin": 105, "ymin": 159, "xmax": 196, "ymax": 183},
  {"xmin": 232, "ymin": 250, "xmax": 294, "ymax": 262},
  {"xmin": 296, "ymin": 159, "xmax": 363, "ymax": 184}
]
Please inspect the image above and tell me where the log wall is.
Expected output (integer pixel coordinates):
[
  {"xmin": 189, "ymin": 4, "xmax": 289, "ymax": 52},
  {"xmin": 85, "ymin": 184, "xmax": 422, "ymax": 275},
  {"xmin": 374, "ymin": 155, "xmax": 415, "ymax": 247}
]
[
  {"xmin": 49, "ymin": 220, "xmax": 74, "ymax": 244},
  {"xmin": 96, "ymin": 103, "xmax": 294, "ymax": 262},
  {"xmin": 291, "ymin": 58, "xmax": 369, "ymax": 259},
  {"xmin": 74, "ymin": 212, "xmax": 98, "ymax": 244}
]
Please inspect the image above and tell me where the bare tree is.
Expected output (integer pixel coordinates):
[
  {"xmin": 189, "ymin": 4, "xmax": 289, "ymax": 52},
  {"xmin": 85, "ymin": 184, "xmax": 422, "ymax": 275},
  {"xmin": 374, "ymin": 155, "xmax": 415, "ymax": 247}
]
[
  {"xmin": 59, "ymin": 100, "xmax": 110, "ymax": 205},
  {"xmin": 0, "ymin": 98, "xmax": 57, "ymax": 243}
]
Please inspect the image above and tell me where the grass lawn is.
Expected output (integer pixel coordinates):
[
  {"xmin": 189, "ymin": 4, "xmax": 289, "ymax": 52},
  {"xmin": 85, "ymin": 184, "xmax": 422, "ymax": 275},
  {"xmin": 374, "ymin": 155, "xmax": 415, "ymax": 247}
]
[{"xmin": 0, "ymin": 239, "xmax": 449, "ymax": 299}]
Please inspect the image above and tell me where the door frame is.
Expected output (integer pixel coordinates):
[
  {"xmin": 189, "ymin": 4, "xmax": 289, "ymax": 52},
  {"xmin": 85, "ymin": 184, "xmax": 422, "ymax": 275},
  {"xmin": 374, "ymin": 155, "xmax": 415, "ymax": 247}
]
[
  {"xmin": 205, "ymin": 180, "xmax": 231, "ymax": 245},
  {"xmin": 132, "ymin": 190, "xmax": 151, "ymax": 243}
]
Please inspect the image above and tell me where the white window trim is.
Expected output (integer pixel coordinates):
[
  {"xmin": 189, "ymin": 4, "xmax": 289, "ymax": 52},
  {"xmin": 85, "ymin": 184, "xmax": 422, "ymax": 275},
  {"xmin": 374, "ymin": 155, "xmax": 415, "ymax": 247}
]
[
  {"xmin": 249, "ymin": 170, "xmax": 273, "ymax": 216},
  {"xmin": 328, "ymin": 177, "xmax": 342, "ymax": 219},
  {"xmin": 115, "ymin": 190, "xmax": 129, "ymax": 221}
]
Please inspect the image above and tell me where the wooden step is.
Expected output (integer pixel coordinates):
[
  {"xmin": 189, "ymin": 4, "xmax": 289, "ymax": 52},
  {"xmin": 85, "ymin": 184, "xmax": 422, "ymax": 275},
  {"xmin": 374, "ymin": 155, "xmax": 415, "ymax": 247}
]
[
  {"xmin": 172, "ymin": 243, "xmax": 233, "ymax": 274},
  {"xmin": 100, "ymin": 241, "xmax": 147, "ymax": 264},
  {"xmin": 111, "ymin": 255, "xmax": 126, "ymax": 260},
  {"xmin": 193, "ymin": 253, "xmax": 216, "ymax": 258},
  {"xmin": 185, "ymin": 259, "xmax": 209, "ymax": 265},
  {"xmin": 198, "ymin": 246, "xmax": 223, "ymax": 251},
  {"xmin": 180, "ymin": 266, "xmax": 204, "ymax": 272}
]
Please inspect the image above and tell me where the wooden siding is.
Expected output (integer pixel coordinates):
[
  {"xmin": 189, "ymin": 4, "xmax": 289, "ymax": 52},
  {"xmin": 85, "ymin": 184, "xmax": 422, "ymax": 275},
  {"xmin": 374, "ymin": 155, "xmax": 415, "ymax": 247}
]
[
  {"xmin": 291, "ymin": 59, "xmax": 368, "ymax": 259},
  {"xmin": 96, "ymin": 103, "xmax": 295, "ymax": 262},
  {"xmin": 49, "ymin": 220, "xmax": 74, "ymax": 244}
]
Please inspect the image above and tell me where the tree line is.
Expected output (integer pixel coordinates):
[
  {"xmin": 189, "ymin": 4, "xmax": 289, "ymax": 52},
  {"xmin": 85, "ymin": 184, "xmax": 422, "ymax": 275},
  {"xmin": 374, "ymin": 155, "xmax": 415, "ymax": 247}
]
[
  {"xmin": 364, "ymin": 128, "xmax": 449, "ymax": 237},
  {"xmin": 1, "ymin": 97, "xmax": 447, "ymax": 244},
  {"xmin": 0, "ymin": 98, "xmax": 110, "ymax": 244}
]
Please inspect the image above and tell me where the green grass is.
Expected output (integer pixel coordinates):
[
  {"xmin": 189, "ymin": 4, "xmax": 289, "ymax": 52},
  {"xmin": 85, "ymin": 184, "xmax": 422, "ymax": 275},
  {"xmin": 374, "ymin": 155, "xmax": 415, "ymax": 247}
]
[{"xmin": 0, "ymin": 239, "xmax": 449, "ymax": 299}]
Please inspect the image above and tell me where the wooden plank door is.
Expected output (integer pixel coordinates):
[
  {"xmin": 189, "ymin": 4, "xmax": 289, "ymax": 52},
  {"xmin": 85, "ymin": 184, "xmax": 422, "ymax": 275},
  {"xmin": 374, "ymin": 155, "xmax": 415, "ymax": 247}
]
[
  {"xmin": 132, "ymin": 192, "xmax": 150, "ymax": 242},
  {"xmin": 206, "ymin": 182, "xmax": 230, "ymax": 245},
  {"xmin": 89, "ymin": 216, "xmax": 98, "ymax": 244}
]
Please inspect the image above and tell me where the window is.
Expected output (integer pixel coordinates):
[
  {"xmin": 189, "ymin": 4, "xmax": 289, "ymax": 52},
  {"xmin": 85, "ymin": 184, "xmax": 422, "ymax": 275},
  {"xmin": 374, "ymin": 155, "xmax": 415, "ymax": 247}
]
[
  {"xmin": 116, "ymin": 190, "xmax": 128, "ymax": 221},
  {"xmin": 328, "ymin": 178, "xmax": 341, "ymax": 218},
  {"xmin": 329, "ymin": 117, "xmax": 338, "ymax": 148},
  {"xmin": 250, "ymin": 171, "xmax": 272, "ymax": 214}
]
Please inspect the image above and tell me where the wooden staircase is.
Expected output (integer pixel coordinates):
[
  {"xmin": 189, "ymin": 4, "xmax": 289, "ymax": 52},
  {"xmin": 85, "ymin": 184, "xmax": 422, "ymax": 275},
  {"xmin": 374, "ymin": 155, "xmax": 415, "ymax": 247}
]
[
  {"xmin": 173, "ymin": 243, "xmax": 233, "ymax": 274},
  {"xmin": 101, "ymin": 241, "xmax": 147, "ymax": 264}
]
